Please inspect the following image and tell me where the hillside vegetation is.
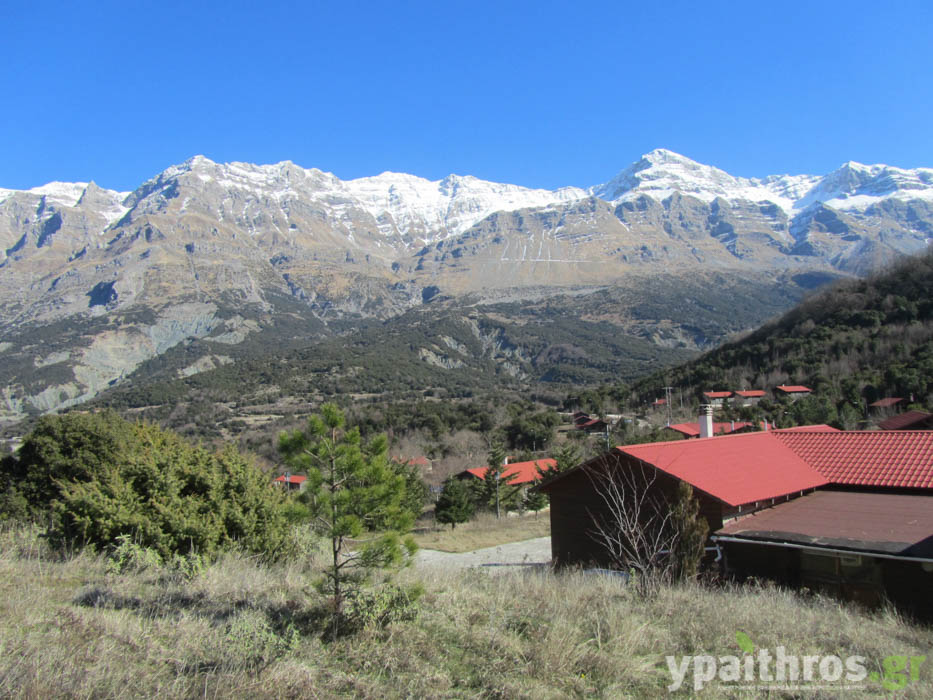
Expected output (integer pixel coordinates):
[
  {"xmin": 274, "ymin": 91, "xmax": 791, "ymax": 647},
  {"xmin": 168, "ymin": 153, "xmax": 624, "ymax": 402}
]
[
  {"xmin": 636, "ymin": 248, "xmax": 933, "ymax": 422},
  {"xmin": 56, "ymin": 271, "xmax": 814, "ymax": 442}
]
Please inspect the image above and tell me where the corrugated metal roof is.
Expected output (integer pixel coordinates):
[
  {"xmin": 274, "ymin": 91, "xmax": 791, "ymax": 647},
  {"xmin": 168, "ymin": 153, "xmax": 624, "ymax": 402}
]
[
  {"xmin": 716, "ymin": 490, "xmax": 933, "ymax": 556},
  {"xmin": 774, "ymin": 430, "xmax": 933, "ymax": 489},
  {"xmin": 703, "ymin": 391, "xmax": 733, "ymax": 399},
  {"xmin": 273, "ymin": 474, "xmax": 307, "ymax": 484},
  {"xmin": 619, "ymin": 432, "xmax": 828, "ymax": 506},
  {"xmin": 735, "ymin": 390, "xmax": 766, "ymax": 398}
]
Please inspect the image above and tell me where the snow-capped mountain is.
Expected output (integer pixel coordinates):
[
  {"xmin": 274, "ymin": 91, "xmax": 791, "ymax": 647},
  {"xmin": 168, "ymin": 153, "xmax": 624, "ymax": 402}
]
[
  {"xmin": 1, "ymin": 149, "xmax": 931, "ymax": 421},
  {"xmin": 592, "ymin": 148, "xmax": 933, "ymax": 215}
]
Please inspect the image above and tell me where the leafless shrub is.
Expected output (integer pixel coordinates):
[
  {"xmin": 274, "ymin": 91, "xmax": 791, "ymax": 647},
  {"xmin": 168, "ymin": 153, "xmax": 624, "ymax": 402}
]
[{"xmin": 585, "ymin": 456, "xmax": 706, "ymax": 596}]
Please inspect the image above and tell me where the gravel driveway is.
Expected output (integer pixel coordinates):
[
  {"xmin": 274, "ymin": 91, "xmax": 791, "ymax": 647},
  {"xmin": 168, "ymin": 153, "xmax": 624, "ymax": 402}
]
[{"xmin": 415, "ymin": 536, "xmax": 552, "ymax": 573}]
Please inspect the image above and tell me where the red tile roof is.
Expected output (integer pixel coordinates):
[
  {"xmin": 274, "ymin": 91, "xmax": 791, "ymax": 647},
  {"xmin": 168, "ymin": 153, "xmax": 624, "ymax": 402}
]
[
  {"xmin": 703, "ymin": 391, "xmax": 733, "ymax": 399},
  {"xmin": 618, "ymin": 432, "xmax": 828, "ymax": 506},
  {"xmin": 544, "ymin": 425, "xmax": 933, "ymax": 507},
  {"xmin": 735, "ymin": 390, "xmax": 766, "ymax": 398},
  {"xmin": 869, "ymin": 397, "xmax": 904, "ymax": 408},
  {"xmin": 465, "ymin": 458, "xmax": 558, "ymax": 485},
  {"xmin": 878, "ymin": 411, "xmax": 933, "ymax": 431},
  {"xmin": 774, "ymin": 430, "xmax": 933, "ymax": 489},
  {"xmin": 665, "ymin": 421, "xmax": 753, "ymax": 438},
  {"xmin": 776, "ymin": 424, "xmax": 839, "ymax": 432},
  {"xmin": 775, "ymin": 385, "xmax": 812, "ymax": 394},
  {"xmin": 273, "ymin": 474, "xmax": 307, "ymax": 484}
]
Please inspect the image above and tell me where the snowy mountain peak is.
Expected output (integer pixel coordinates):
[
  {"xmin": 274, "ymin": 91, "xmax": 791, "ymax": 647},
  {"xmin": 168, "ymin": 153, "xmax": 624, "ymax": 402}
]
[{"xmin": 592, "ymin": 148, "xmax": 748, "ymax": 204}]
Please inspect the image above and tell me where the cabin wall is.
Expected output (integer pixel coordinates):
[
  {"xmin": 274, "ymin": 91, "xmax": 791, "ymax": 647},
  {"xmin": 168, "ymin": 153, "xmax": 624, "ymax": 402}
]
[{"xmin": 547, "ymin": 455, "xmax": 724, "ymax": 568}]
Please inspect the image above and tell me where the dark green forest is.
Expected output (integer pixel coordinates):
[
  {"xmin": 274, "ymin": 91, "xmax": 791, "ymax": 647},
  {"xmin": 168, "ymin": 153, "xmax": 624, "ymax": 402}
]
[{"xmin": 635, "ymin": 248, "xmax": 933, "ymax": 426}]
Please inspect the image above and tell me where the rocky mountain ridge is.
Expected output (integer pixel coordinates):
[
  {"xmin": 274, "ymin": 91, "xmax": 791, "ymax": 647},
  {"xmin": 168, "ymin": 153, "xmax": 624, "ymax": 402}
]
[{"xmin": 1, "ymin": 149, "xmax": 931, "ymax": 423}]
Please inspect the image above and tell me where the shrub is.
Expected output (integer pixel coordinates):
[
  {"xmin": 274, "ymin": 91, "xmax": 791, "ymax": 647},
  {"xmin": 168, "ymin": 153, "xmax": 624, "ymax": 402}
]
[{"xmin": 3, "ymin": 411, "xmax": 290, "ymax": 561}]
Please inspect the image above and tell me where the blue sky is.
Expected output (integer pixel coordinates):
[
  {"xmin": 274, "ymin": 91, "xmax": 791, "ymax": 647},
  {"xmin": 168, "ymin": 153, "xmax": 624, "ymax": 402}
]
[{"xmin": 3, "ymin": 1, "xmax": 931, "ymax": 192}]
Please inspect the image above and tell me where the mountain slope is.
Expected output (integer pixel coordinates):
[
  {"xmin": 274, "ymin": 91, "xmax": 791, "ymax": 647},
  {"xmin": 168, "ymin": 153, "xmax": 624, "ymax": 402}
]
[
  {"xmin": 634, "ymin": 247, "xmax": 933, "ymax": 417},
  {"xmin": 1, "ymin": 149, "xmax": 931, "ymax": 422}
]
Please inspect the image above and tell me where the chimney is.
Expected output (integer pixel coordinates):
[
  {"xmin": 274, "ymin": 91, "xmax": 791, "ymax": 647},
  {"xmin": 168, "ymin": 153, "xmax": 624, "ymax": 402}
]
[{"xmin": 699, "ymin": 404, "xmax": 714, "ymax": 439}]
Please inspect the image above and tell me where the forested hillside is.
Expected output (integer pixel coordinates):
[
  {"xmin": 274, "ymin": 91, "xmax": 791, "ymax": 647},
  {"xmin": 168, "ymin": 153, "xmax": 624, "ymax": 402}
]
[{"xmin": 635, "ymin": 248, "xmax": 933, "ymax": 424}]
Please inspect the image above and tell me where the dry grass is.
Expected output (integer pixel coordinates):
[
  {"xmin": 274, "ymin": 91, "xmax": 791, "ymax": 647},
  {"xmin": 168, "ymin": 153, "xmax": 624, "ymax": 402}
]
[
  {"xmin": 413, "ymin": 510, "xmax": 551, "ymax": 552},
  {"xmin": 0, "ymin": 521, "xmax": 931, "ymax": 698}
]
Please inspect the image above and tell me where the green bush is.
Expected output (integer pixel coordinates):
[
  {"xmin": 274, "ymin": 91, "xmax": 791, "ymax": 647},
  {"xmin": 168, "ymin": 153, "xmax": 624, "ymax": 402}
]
[{"xmin": 3, "ymin": 411, "xmax": 290, "ymax": 561}]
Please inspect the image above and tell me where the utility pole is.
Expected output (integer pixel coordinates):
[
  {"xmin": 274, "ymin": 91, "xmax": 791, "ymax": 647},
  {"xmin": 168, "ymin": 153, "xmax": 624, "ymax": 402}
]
[{"xmin": 663, "ymin": 386, "xmax": 674, "ymax": 426}]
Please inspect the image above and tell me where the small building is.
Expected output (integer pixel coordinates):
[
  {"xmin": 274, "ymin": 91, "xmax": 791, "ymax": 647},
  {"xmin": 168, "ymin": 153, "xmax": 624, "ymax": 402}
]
[
  {"xmin": 459, "ymin": 458, "xmax": 558, "ymax": 486},
  {"xmin": 713, "ymin": 490, "xmax": 933, "ymax": 617},
  {"xmin": 541, "ymin": 428, "xmax": 933, "ymax": 618},
  {"xmin": 576, "ymin": 417, "xmax": 609, "ymax": 434},
  {"xmin": 775, "ymin": 385, "xmax": 812, "ymax": 399},
  {"xmin": 734, "ymin": 390, "xmax": 766, "ymax": 407},
  {"xmin": 869, "ymin": 397, "xmax": 904, "ymax": 413},
  {"xmin": 650, "ymin": 398, "xmax": 667, "ymax": 409},
  {"xmin": 273, "ymin": 474, "xmax": 307, "ymax": 492},
  {"xmin": 395, "ymin": 455, "xmax": 433, "ymax": 472},
  {"xmin": 702, "ymin": 391, "xmax": 733, "ymax": 407},
  {"xmin": 879, "ymin": 410, "xmax": 933, "ymax": 431}
]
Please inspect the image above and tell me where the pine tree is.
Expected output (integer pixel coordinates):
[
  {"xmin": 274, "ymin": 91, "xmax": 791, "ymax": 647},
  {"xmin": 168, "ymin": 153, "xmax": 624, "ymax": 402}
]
[
  {"xmin": 434, "ymin": 478, "xmax": 475, "ymax": 529},
  {"xmin": 278, "ymin": 403, "xmax": 416, "ymax": 638},
  {"xmin": 482, "ymin": 439, "xmax": 509, "ymax": 518},
  {"xmin": 522, "ymin": 482, "xmax": 548, "ymax": 517}
]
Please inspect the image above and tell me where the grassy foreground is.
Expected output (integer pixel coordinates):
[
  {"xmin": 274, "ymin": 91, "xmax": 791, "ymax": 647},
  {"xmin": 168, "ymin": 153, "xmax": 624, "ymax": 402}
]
[
  {"xmin": 0, "ymin": 522, "xmax": 931, "ymax": 698},
  {"xmin": 413, "ymin": 510, "xmax": 551, "ymax": 553}
]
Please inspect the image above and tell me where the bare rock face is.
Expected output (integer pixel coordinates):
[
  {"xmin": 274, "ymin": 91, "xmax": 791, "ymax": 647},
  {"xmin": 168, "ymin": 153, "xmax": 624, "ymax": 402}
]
[{"xmin": 1, "ymin": 151, "xmax": 931, "ymax": 421}]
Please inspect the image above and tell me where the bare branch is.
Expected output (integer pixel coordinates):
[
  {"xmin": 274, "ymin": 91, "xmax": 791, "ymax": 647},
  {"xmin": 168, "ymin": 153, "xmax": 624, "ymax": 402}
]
[{"xmin": 584, "ymin": 453, "xmax": 682, "ymax": 595}]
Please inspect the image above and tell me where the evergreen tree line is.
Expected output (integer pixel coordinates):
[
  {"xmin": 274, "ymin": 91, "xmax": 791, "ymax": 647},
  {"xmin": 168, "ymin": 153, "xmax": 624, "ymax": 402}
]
[{"xmin": 634, "ymin": 248, "xmax": 933, "ymax": 424}]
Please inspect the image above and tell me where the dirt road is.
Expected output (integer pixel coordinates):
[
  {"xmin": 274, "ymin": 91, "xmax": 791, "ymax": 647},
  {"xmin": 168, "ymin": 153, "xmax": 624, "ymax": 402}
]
[{"xmin": 415, "ymin": 536, "xmax": 551, "ymax": 573}]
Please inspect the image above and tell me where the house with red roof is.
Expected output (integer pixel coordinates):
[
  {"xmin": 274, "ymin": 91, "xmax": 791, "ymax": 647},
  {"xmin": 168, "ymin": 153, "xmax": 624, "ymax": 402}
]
[
  {"xmin": 663, "ymin": 420, "xmax": 755, "ymax": 439},
  {"xmin": 272, "ymin": 474, "xmax": 307, "ymax": 492},
  {"xmin": 869, "ymin": 397, "xmax": 904, "ymax": 412},
  {"xmin": 460, "ymin": 458, "xmax": 558, "ymax": 486},
  {"xmin": 775, "ymin": 385, "xmax": 812, "ymax": 399},
  {"xmin": 702, "ymin": 390, "xmax": 733, "ymax": 407},
  {"xmin": 734, "ymin": 389, "xmax": 766, "ymax": 407},
  {"xmin": 541, "ymin": 428, "xmax": 933, "ymax": 618},
  {"xmin": 394, "ymin": 455, "xmax": 433, "ymax": 472}
]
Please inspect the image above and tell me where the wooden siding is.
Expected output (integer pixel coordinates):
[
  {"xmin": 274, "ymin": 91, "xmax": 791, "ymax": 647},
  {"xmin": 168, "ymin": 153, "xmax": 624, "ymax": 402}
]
[{"xmin": 548, "ymin": 454, "xmax": 725, "ymax": 568}]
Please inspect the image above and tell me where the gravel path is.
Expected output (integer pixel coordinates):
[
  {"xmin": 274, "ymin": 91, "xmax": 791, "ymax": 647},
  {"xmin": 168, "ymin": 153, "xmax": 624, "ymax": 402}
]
[{"xmin": 415, "ymin": 536, "xmax": 552, "ymax": 573}]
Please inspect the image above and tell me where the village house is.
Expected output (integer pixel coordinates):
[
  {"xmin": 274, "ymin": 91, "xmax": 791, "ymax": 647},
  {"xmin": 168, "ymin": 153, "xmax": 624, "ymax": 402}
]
[
  {"xmin": 868, "ymin": 397, "xmax": 904, "ymax": 414},
  {"xmin": 662, "ymin": 416, "xmax": 756, "ymax": 439},
  {"xmin": 540, "ymin": 427, "xmax": 933, "ymax": 619},
  {"xmin": 879, "ymin": 410, "xmax": 933, "ymax": 431},
  {"xmin": 774, "ymin": 384, "xmax": 812, "ymax": 399},
  {"xmin": 272, "ymin": 473, "xmax": 307, "ymax": 492},
  {"xmin": 702, "ymin": 390, "xmax": 733, "ymax": 408},
  {"xmin": 734, "ymin": 389, "xmax": 766, "ymax": 407},
  {"xmin": 394, "ymin": 455, "xmax": 433, "ymax": 472},
  {"xmin": 458, "ymin": 457, "xmax": 558, "ymax": 486}
]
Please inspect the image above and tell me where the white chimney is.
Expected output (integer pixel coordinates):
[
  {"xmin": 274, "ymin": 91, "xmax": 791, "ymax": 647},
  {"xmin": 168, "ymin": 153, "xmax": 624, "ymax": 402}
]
[{"xmin": 700, "ymin": 404, "xmax": 714, "ymax": 438}]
